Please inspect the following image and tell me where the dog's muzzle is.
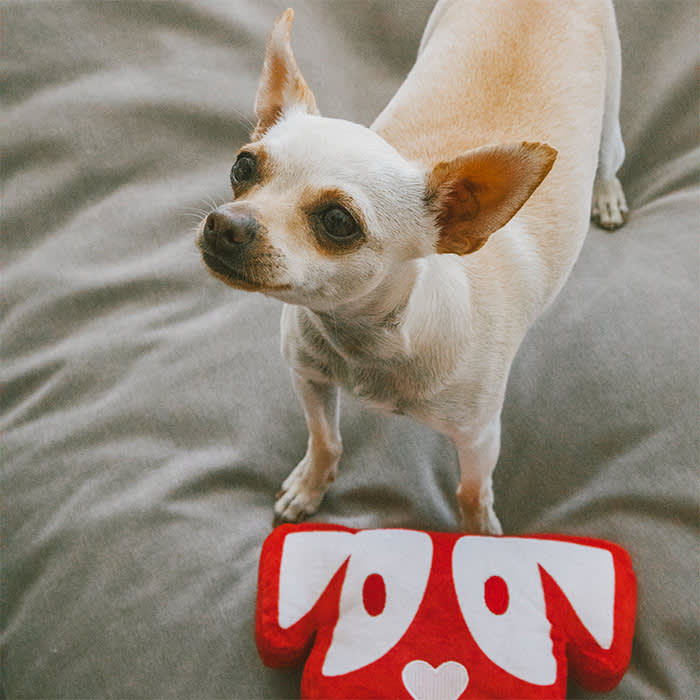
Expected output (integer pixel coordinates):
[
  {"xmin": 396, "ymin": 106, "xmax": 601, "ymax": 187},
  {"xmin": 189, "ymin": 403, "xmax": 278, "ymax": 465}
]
[
  {"xmin": 203, "ymin": 206, "xmax": 257, "ymax": 250},
  {"xmin": 198, "ymin": 205, "xmax": 260, "ymax": 276}
]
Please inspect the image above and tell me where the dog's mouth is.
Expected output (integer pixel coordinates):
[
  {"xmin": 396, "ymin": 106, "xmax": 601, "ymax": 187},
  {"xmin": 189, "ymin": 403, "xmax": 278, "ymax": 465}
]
[
  {"xmin": 197, "ymin": 239, "xmax": 289, "ymax": 293},
  {"xmin": 201, "ymin": 249, "xmax": 242, "ymax": 282}
]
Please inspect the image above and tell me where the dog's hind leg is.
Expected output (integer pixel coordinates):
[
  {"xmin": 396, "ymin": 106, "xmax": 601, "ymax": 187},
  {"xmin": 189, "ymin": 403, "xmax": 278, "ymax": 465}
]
[{"xmin": 591, "ymin": 4, "xmax": 628, "ymax": 230}]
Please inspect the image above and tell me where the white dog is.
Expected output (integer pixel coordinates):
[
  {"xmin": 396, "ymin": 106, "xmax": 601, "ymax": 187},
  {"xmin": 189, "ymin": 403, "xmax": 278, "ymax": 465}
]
[{"xmin": 197, "ymin": 1, "xmax": 628, "ymax": 533}]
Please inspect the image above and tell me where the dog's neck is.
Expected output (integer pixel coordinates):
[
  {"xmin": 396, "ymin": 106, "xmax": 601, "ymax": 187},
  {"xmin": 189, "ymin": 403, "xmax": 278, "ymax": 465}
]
[{"xmin": 304, "ymin": 259, "xmax": 422, "ymax": 362}]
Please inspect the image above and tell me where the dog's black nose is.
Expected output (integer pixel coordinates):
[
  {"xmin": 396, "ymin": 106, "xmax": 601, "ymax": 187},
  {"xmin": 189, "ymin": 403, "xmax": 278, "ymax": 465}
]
[{"xmin": 204, "ymin": 208, "xmax": 257, "ymax": 248}]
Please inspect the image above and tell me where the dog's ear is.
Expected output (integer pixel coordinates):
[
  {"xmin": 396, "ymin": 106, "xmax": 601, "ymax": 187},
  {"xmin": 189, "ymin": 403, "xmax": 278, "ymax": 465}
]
[
  {"xmin": 252, "ymin": 8, "xmax": 318, "ymax": 140},
  {"xmin": 426, "ymin": 142, "xmax": 557, "ymax": 255}
]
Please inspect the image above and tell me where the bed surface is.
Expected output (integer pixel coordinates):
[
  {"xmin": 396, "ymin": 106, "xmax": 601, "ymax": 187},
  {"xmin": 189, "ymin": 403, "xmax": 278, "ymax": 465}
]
[{"xmin": 2, "ymin": 1, "xmax": 698, "ymax": 697}]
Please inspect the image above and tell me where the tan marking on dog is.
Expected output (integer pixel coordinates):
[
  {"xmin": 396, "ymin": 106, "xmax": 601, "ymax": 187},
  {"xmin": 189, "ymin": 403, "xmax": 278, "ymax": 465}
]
[
  {"xmin": 253, "ymin": 9, "xmax": 318, "ymax": 140},
  {"xmin": 299, "ymin": 186, "xmax": 367, "ymax": 257},
  {"xmin": 426, "ymin": 142, "xmax": 557, "ymax": 255},
  {"xmin": 231, "ymin": 143, "xmax": 273, "ymax": 199},
  {"xmin": 195, "ymin": 198, "xmax": 289, "ymax": 293}
]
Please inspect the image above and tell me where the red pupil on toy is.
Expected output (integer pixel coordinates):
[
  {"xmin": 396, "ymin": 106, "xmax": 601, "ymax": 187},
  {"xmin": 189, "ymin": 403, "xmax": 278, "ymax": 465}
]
[
  {"xmin": 484, "ymin": 575, "xmax": 509, "ymax": 615},
  {"xmin": 362, "ymin": 573, "xmax": 386, "ymax": 616}
]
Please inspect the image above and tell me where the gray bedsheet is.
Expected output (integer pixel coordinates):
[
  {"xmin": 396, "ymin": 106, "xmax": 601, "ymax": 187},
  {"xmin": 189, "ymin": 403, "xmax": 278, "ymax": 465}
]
[{"xmin": 2, "ymin": 1, "xmax": 698, "ymax": 698}]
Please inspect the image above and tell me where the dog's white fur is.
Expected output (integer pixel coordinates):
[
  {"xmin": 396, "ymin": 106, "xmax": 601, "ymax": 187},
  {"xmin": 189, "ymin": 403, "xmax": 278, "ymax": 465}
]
[{"xmin": 198, "ymin": 0, "xmax": 628, "ymax": 533}]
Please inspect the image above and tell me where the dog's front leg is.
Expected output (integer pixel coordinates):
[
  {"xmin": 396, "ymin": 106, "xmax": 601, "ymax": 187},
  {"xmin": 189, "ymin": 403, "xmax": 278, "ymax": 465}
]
[
  {"xmin": 274, "ymin": 372, "xmax": 342, "ymax": 524},
  {"xmin": 452, "ymin": 418, "xmax": 503, "ymax": 535}
]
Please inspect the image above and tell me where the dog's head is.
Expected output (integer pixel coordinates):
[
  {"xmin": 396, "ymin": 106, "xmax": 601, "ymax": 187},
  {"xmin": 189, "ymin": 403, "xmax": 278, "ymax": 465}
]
[{"xmin": 197, "ymin": 9, "xmax": 556, "ymax": 311}]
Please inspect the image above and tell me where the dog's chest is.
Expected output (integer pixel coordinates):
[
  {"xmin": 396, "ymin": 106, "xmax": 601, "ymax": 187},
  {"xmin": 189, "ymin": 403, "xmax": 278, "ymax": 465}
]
[
  {"xmin": 344, "ymin": 361, "xmax": 428, "ymax": 415},
  {"xmin": 284, "ymin": 306, "xmax": 463, "ymax": 418},
  {"xmin": 319, "ymin": 339, "xmax": 432, "ymax": 415}
]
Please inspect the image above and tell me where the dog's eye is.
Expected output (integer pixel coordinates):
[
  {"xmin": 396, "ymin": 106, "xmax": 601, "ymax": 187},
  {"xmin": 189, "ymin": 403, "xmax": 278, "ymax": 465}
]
[
  {"xmin": 320, "ymin": 205, "xmax": 358, "ymax": 240},
  {"xmin": 231, "ymin": 152, "xmax": 257, "ymax": 186}
]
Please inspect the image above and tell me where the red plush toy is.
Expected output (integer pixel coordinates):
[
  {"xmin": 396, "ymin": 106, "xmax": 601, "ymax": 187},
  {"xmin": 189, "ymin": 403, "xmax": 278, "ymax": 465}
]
[{"xmin": 256, "ymin": 524, "xmax": 636, "ymax": 699}]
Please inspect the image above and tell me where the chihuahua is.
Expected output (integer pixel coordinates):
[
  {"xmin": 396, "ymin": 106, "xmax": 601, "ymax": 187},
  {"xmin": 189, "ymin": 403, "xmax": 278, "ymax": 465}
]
[{"xmin": 197, "ymin": 1, "xmax": 628, "ymax": 534}]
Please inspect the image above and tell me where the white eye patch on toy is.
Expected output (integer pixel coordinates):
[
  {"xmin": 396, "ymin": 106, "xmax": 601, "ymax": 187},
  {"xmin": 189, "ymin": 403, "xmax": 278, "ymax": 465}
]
[{"xmin": 256, "ymin": 524, "xmax": 636, "ymax": 700}]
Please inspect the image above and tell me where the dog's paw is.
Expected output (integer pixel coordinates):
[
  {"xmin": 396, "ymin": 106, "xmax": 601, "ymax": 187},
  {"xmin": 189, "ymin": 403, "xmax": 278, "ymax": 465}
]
[
  {"xmin": 591, "ymin": 175, "xmax": 628, "ymax": 230},
  {"xmin": 273, "ymin": 458, "xmax": 334, "ymax": 525},
  {"xmin": 459, "ymin": 502, "xmax": 503, "ymax": 536}
]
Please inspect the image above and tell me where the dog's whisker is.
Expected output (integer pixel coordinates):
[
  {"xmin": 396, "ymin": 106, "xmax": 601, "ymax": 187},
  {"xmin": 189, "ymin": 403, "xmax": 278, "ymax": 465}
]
[
  {"xmin": 205, "ymin": 195, "xmax": 225, "ymax": 212},
  {"xmin": 181, "ymin": 207, "xmax": 210, "ymax": 217},
  {"xmin": 231, "ymin": 106, "xmax": 256, "ymax": 131},
  {"xmin": 179, "ymin": 196, "xmax": 227, "ymax": 225}
]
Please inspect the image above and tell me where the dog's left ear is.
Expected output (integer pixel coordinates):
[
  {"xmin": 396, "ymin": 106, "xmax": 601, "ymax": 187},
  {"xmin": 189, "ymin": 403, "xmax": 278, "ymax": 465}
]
[
  {"xmin": 252, "ymin": 8, "xmax": 319, "ymax": 140},
  {"xmin": 426, "ymin": 142, "xmax": 557, "ymax": 255}
]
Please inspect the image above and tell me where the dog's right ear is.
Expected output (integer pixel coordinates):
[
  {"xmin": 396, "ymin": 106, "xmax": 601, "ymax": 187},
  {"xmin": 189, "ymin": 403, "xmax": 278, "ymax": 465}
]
[{"xmin": 252, "ymin": 8, "xmax": 319, "ymax": 140}]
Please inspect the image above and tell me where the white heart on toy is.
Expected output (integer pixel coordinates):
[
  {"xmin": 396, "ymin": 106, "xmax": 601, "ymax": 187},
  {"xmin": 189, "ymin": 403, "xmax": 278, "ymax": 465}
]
[{"xmin": 401, "ymin": 660, "xmax": 469, "ymax": 700}]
